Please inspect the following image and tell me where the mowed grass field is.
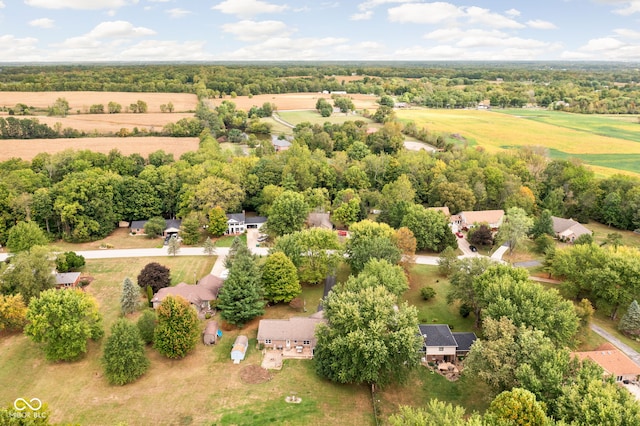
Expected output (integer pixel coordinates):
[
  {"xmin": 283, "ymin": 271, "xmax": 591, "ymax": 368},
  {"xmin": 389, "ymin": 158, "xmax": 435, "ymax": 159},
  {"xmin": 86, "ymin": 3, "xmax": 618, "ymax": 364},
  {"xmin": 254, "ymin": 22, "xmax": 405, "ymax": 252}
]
[
  {"xmin": 396, "ymin": 108, "xmax": 640, "ymax": 176},
  {"xmin": 0, "ymin": 256, "xmax": 372, "ymax": 425}
]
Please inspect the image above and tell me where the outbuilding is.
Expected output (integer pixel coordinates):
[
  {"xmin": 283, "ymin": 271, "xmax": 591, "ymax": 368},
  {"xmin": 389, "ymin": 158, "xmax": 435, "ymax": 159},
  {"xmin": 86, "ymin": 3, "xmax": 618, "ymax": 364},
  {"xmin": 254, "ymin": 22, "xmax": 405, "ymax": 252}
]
[
  {"xmin": 231, "ymin": 335, "xmax": 249, "ymax": 364},
  {"xmin": 203, "ymin": 321, "xmax": 219, "ymax": 345}
]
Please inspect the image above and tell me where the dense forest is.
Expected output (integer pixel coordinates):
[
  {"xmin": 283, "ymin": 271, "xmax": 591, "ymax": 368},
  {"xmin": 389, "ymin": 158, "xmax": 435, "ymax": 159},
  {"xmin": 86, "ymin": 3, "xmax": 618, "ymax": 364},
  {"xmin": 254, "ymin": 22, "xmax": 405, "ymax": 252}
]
[{"xmin": 1, "ymin": 62, "xmax": 639, "ymax": 113}]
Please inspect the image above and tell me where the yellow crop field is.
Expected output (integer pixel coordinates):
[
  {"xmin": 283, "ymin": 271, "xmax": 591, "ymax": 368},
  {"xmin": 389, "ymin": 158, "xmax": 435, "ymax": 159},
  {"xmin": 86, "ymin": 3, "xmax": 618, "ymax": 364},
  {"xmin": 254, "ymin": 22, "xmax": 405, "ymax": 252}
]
[{"xmin": 396, "ymin": 108, "xmax": 640, "ymax": 155}]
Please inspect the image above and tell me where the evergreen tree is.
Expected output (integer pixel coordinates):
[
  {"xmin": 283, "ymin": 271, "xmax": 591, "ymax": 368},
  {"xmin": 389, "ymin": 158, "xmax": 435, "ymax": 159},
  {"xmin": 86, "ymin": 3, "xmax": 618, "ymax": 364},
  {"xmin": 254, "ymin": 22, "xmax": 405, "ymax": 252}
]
[
  {"xmin": 217, "ymin": 244, "xmax": 265, "ymax": 326},
  {"xmin": 120, "ymin": 277, "xmax": 140, "ymax": 315},
  {"xmin": 203, "ymin": 237, "xmax": 216, "ymax": 256},
  {"xmin": 154, "ymin": 295, "xmax": 199, "ymax": 359},
  {"xmin": 102, "ymin": 319, "xmax": 150, "ymax": 385},
  {"xmin": 619, "ymin": 300, "xmax": 640, "ymax": 337},
  {"xmin": 531, "ymin": 209, "xmax": 555, "ymax": 238},
  {"xmin": 167, "ymin": 236, "xmax": 181, "ymax": 256},
  {"xmin": 224, "ymin": 236, "xmax": 243, "ymax": 268},
  {"xmin": 137, "ymin": 309, "xmax": 157, "ymax": 344}
]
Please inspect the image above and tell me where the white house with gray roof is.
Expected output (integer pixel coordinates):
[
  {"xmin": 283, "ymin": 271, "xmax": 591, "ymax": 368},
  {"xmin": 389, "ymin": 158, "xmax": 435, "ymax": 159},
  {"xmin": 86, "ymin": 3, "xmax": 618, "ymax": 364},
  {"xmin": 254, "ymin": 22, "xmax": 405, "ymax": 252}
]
[{"xmin": 419, "ymin": 324, "xmax": 477, "ymax": 362}]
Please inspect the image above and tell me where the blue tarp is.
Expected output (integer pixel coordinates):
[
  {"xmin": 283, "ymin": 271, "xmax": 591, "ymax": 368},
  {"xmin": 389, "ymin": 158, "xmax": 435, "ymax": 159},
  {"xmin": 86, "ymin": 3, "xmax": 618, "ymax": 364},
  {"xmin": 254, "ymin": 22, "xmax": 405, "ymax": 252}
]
[{"xmin": 217, "ymin": 330, "xmax": 223, "ymax": 337}]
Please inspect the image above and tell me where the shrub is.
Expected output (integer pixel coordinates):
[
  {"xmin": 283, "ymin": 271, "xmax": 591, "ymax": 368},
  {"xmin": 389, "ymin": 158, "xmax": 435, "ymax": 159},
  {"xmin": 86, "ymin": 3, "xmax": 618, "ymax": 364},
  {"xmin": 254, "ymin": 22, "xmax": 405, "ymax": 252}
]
[
  {"xmin": 420, "ymin": 286, "xmax": 436, "ymax": 301},
  {"xmin": 137, "ymin": 310, "xmax": 157, "ymax": 345},
  {"xmin": 459, "ymin": 303, "xmax": 472, "ymax": 318}
]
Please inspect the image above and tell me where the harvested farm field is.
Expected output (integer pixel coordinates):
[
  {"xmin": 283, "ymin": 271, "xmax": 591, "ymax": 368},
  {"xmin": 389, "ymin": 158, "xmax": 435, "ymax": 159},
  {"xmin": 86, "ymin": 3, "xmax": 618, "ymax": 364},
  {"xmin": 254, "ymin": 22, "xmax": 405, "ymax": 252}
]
[
  {"xmin": 211, "ymin": 92, "xmax": 379, "ymax": 111},
  {"xmin": 33, "ymin": 112, "xmax": 194, "ymax": 133},
  {"xmin": 0, "ymin": 136, "xmax": 199, "ymax": 161},
  {"xmin": 0, "ymin": 91, "xmax": 198, "ymax": 113}
]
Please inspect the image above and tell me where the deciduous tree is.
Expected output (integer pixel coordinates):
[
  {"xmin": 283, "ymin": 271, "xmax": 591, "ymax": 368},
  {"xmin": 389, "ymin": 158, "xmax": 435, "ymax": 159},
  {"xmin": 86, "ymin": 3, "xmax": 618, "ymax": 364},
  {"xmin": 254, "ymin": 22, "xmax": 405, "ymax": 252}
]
[
  {"xmin": 388, "ymin": 400, "xmax": 482, "ymax": 426},
  {"xmin": 0, "ymin": 245, "xmax": 56, "ymax": 302},
  {"xmin": 261, "ymin": 252, "xmax": 301, "ymax": 303},
  {"xmin": 180, "ymin": 213, "xmax": 202, "ymax": 245},
  {"xmin": 25, "ymin": 289, "xmax": 103, "ymax": 361},
  {"xmin": 6, "ymin": 221, "xmax": 48, "ymax": 253},
  {"xmin": 208, "ymin": 206, "xmax": 228, "ymax": 237},
  {"xmin": 345, "ymin": 220, "xmax": 401, "ymax": 274},
  {"xmin": 267, "ymin": 190, "xmax": 309, "ymax": 236},
  {"xmin": 153, "ymin": 295, "xmax": 199, "ymax": 359},
  {"xmin": 143, "ymin": 216, "xmax": 166, "ymax": 238},
  {"xmin": 137, "ymin": 262, "xmax": 171, "ymax": 294},
  {"xmin": 496, "ymin": 207, "xmax": 533, "ymax": 254},
  {"xmin": 0, "ymin": 293, "xmax": 27, "ymax": 331},
  {"xmin": 102, "ymin": 319, "xmax": 150, "ymax": 385},
  {"xmin": 484, "ymin": 388, "xmax": 549, "ymax": 426},
  {"xmin": 315, "ymin": 285, "xmax": 421, "ymax": 385}
]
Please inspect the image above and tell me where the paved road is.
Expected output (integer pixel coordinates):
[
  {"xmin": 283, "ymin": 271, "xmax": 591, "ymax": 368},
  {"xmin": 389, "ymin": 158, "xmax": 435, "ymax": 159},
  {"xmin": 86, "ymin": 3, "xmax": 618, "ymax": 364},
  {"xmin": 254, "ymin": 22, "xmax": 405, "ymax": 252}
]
[{"xmin": 590, "ymin": 323, "xmax": 640, "ymax": 367}]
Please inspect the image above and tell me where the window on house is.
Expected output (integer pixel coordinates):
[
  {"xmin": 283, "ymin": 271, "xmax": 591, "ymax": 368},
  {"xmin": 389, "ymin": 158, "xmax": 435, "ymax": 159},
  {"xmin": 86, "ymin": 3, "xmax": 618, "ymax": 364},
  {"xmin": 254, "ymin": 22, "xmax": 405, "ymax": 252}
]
[
  {"xmin": 265, "ymin": 339, "xmax": 271, "ymax": 344},
  {"xmin": 303, "ymin": 340, "xmax": 310, "ymax": 345},
  {"xmin": 439, "ymin": 347, "xmax": 444, "ymax": 351}
]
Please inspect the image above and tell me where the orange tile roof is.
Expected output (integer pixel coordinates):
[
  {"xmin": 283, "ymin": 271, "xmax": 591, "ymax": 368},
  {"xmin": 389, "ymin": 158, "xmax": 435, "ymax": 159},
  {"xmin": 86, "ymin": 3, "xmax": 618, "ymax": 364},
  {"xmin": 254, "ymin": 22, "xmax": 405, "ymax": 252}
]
[{"xmin": 572, "ymin": 348, "xmax": 640, "ymax": 377}]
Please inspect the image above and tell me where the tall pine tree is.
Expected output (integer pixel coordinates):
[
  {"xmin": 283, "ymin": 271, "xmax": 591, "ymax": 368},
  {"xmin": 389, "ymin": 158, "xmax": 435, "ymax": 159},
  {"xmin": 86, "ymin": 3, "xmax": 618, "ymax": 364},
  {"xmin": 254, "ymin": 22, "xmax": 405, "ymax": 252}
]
[
  {"xmin": 120, "ymin": 277, "xmax": 140, "ymax": 315},
  {"xmin": 217, "ymin": 243, "xmax": 265, "ymax": 326},
  {"xmin": 619, "ymin": 300, "xmax": 640, "ymax": 337}
]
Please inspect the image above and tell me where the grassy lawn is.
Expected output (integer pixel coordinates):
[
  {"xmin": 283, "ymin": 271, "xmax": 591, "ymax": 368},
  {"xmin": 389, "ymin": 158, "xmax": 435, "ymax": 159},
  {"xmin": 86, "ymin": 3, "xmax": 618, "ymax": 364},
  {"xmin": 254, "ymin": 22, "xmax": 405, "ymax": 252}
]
[
  {"xmin": 0, "ymin": 256, "xmax": 373, "ymax": 425},
  {"xmin": 592, "ymin": 315, "xmax": 640, "ymax": 354},
  {"xmin": 584, "ymin": 221, "xmax": 640, "ymax": 249},
  {"xmin": 406, "ymin": 265, "xmax": 475, "ymax": 332},
  {"xmin": 277, "ymin": 110, "xmax": 373, "ymax": 127},
  {"xmin": 378, "ymin": 367, "xmax": 493, "ymax": 420},
  {"xmin": 395, "ymin": 108, "xmax": 640, "ymax": 177},
  {"xmin": 261, "ymin": 116, "xmax": 293, "ymax": 136},
  {"xmin": 52, "ymin": 227, "xmax": 163, "ymax": 251},
  {"xmin": 215, "ymin": 234, "xmax": 247, "ymax": 247}
]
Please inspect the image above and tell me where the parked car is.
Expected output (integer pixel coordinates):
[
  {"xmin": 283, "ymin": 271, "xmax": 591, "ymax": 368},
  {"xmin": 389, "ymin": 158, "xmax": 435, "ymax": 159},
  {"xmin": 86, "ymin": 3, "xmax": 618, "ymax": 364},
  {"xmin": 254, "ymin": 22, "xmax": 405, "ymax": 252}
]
[
  {"xmin": 257, "ymin": 234, "xmax": 268, "ymax": 242},
  {"xmin": 469, "ymin": 245, "xmax": 478, "ymax": 252},
  {"xmin": 337, "ymin": 230, "xmax": 348, "ymax": 237},
  {"xmin": 455, "ymin": 232, "xmax": 464, "ymax": 238}
]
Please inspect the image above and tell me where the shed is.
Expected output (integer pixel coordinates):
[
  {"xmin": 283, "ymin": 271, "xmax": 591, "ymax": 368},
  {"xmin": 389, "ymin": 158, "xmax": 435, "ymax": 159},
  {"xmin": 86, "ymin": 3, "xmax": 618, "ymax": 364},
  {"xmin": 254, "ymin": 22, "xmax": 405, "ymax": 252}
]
[
  {"xmin": 203, "ymin": 321, "xmax": 219, "ymax": 345},
  {"xmin": 231, "ymin": 335, "xmax": 249, "ymax": 364}
]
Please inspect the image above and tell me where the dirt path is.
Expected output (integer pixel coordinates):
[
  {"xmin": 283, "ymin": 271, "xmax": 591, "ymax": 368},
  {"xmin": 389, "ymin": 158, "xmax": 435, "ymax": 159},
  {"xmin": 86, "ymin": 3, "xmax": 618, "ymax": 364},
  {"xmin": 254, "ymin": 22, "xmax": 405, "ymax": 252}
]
[{"xmin": 590, "ymin": 324, "xmax": 640, "ymax": 367}]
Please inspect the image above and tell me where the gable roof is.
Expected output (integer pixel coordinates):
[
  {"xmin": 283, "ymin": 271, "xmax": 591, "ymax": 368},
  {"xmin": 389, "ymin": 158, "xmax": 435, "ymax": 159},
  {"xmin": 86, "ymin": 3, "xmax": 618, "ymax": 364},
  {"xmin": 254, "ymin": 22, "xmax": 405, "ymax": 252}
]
[
  {"xmin": 55, "ymin": 272, "xmax": 81, "ymax": 285},
  {"xmin": 257, "ymin": 317, "xmax": 327, "ymax": 342},
  {"xmin": 151, "ymin": 279, "xmax": 220, "ymax": 305},
  {"xmin": 166, "ymin": 219, "xmax": 182, "ymax": 230},
  {"xmin": 419, "ymin": 324, "xmax": 458, "ymax": 347},
  {"xmin": 461, "ymin": 210, "xmax": 505, "ymax": 225},
  {"xmin": 226, "ymin": 212, "xmax": 245, "ymax": 223},
  {"xmin": 552, "ymin": 217, "xmax": 591, "ymax": 238},
  {"xmin": 130, "ymin": 220, "xmax": 148, "ymax": 229},
  {"xmin": 452, "ymin": 332, "xmax": 477, "ymax": 352},
  {"xmin": 246, "ymin": 215, "xmax": 267, "ymax": 224},
  {"xmin": 572, "ymin": 347, "xmax": 640, "ymax": 377}
]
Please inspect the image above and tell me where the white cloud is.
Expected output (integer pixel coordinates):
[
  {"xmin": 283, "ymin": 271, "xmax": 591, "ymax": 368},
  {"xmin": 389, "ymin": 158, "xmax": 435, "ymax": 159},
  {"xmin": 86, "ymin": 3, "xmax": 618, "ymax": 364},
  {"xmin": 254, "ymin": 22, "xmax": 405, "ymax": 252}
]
[
  {"xmin": 29, "ymin": 18, "xmax": 55, "ymax": 28},
  {"xmin": 465, "ymin": 6, "xmax": 524, "ymax": 29},
  {"xmin": 350, "ymin": 11, "xmax": 373, "ymax": 20},
  {"xmin": 24, "ymin": 0, "xmax": 137, "ymax": 9},
  {"xmin": 221, "ymin": 20, "xmax": 291, "ymax": 41},
  {"xmin": 0, "ymin": 1, "xmax": 5, "ymax": 8},
  {"xmin": 0, "ymin": 35, "xmax": 40, "ymax": 60},
  {"xmin": 388, "ymin": 2, "xmax": 463, "ymax": 24},
  {"xmin": 527, "ymin": 19, "xmax": 557, "ymax": 29},
  {"xmin": 358, "ymin": 0, "xmax": 414, "ymax": 10},
  {"xmin": 425, "ymin": 28, "xmax": 549, "ymax": 49},
  {"xmin": 505, "ymin": 8, "xmax": 520, "ymax": 17},
  {"xmin": 87, "ymin": 21, "xmax": 156, "ymax": 38},
  {"xmin": 166, "ymin": 8, "xmax": 191, "ymax": 18},
  {"xmin": 222, "ymin": 36, "xmax": 348, "ymax": 60},
  {"xmin": 579, "ymin": 37, "xmax": 625, "ymax": 51},
  {"xmin": 597, "ymin": 0, "xmax": 640, "ymax": 15},
  {"xmin": 212, "ymin": 0, "xmax": 288, "ymax": 19},
  {"xmin": 614, "ymin": 28, "xmax": 640, "ymax": 38}
]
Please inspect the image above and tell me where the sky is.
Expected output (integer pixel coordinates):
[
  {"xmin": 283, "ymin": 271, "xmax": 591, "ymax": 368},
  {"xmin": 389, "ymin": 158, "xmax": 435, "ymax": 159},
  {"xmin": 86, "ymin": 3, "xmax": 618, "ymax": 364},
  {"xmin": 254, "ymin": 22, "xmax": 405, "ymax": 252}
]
[{"xmin": 0, "ymin": 0, "xmax": 640, "ymax": 62}]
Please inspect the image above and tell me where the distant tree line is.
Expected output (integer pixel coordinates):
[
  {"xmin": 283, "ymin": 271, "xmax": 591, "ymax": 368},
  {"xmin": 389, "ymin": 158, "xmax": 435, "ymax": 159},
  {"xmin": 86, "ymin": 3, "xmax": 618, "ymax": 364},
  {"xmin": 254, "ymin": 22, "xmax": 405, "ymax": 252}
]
[{"xmin": 1, "ymin": 63, "xmax": 639, "ymax": 113}]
